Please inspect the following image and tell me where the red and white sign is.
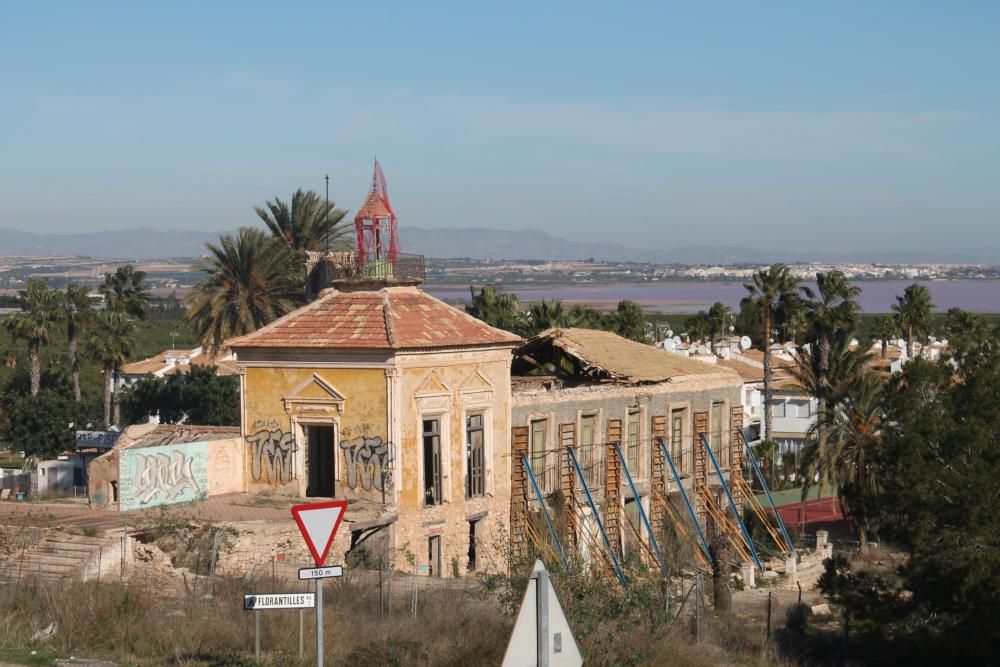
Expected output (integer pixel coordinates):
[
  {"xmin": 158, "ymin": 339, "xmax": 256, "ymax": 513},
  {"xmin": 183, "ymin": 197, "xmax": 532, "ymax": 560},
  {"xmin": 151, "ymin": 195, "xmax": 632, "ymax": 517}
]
[{"xmin": 291, "ymin": 500, "xmax": 347, "ymax": 567}]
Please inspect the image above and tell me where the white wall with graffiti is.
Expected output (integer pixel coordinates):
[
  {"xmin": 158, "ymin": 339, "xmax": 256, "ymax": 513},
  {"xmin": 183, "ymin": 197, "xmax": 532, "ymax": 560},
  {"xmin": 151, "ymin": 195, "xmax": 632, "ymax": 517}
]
[{"xmin": 115, "ymin": 436, "xmax": 244, "ymax": 511}]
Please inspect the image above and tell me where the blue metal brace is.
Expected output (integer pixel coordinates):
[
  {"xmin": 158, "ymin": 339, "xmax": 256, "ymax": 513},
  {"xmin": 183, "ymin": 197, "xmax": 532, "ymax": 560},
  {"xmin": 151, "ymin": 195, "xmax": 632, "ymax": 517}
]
[
  {"xmin": 521, "ymin": 454, "xmax": 570, "ymax": 571},
  {"xmin": 699, "ymin": 433, "xmax": 762, "ymax": 570},
  {"xmin": 655, "ymin": 437, "xmax": 711, "ymax": 560},
  {"xmin": 566, "ymin": 447, "xmax": 627, "ymax": 589},
  {"xmin": 741, "ymin": 432, "xmax": 794, "ymax": 553},
  {"xmin": 612, "ymin": 442, "xmax": 667, "ymax": 577}
]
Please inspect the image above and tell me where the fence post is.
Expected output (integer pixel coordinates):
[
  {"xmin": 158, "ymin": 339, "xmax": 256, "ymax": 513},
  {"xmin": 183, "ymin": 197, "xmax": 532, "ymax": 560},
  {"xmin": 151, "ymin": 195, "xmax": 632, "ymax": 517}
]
[{"xmin": 766, "ymin": 591, "xmax": 772, "ymax": 641}]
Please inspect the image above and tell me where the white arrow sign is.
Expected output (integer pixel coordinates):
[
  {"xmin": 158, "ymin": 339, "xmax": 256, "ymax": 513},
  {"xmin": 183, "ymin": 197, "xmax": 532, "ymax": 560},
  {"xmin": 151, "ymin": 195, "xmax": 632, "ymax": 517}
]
[
  {"xmin": 244, "ymin": 593, "xmax": 315, "ymax": 610},
  {"xmin": 291, "ymin": 500, "xmax": 347, "ymax": 567},
  {"xmin": 502, "ymin": 560, "xmax": 582, "ymax": 667}
]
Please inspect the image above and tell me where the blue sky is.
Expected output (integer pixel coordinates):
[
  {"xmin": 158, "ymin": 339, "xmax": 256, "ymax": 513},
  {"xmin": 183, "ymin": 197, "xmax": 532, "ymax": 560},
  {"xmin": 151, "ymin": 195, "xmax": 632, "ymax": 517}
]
[{"xmin": 1, "ymin": 2, "xmax": 997, "ymax": 258}]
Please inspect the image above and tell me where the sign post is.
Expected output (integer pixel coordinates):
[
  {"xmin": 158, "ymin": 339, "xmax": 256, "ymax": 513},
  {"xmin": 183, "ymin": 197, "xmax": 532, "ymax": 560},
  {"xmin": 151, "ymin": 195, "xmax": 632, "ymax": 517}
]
[
  {"xmin": 243, "ymin": 593, "xmax": 316, "ymax": 657},
  {"xmin": 501, "ymin": 560, "xmax": 582, "ymax": 667},
  {"xmin": 291, "ymin": 500, "xmax": 347, "ymax": 667}
]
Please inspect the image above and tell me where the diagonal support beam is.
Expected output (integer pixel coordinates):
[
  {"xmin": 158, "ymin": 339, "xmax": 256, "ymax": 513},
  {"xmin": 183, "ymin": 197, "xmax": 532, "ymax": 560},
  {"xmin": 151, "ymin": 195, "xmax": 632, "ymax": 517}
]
[
  {"xmin": 699, "ymin": 433, "xmax": 762, "ymax": 570},
  {"xmin": 655, "ymin": 436, "xmax": 711, "ymax": 560},
  {"xmin": 741, "ymin": 431, "xmax": 794, "ymax": 553},
  {"xmin": 612, "ymin": 441, "xmax": 668, "ymax": 577},
  {"xmin": 566, "ymin": 447, "xmax": 627, "ymax": 589},
  {"xmin": 522, "ymin": 454, "xmax": 570, "ymax": 571}
]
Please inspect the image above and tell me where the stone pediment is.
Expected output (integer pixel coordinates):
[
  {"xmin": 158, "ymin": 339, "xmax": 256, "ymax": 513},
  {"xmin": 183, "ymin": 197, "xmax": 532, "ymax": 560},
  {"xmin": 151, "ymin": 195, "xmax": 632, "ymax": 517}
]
[
  {"xmin": 283, "ymin": 374, "xmax": 345, "ymax": 418},
  {"xmin": 414, "ymin": 370, "xmax": 452, "ymax": 397},
  {"xmin": 458, "ymin": 368, "xmax": 494, "ymax": 391}
]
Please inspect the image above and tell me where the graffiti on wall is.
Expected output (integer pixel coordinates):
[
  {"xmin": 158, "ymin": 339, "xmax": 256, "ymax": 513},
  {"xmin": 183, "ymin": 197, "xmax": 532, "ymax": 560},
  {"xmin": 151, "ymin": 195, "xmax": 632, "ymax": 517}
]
[
  {"xmin": 135, "ymin": 451, "xmax": 200, "ymax": 505},
  {"xmin": 247, "ymin": 428, "xmax": 296, "ymax": 484},
  {"xmin": 340, "ymin": 435, "xmax": 394, "ymax": 492},
  {"xmin": 119, "ymin": 441, "xmax": 208, "ymax": 510}
]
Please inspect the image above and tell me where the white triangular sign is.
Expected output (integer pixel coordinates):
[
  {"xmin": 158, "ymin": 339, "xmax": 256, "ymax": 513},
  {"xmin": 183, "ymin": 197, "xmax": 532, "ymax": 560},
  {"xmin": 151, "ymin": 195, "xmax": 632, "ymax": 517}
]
[
  {"xmin": 501, "ymin": 560, "xmax": 583, "ymax": 667},
  {"xmin": 291, "ymin": 500, "xmax": 347, "ymax": 567}
]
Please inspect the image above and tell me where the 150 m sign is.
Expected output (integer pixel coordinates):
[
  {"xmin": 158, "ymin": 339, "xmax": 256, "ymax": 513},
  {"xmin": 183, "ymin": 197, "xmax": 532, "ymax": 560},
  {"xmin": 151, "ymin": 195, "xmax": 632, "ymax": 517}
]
[{"xmin": 244, "ymin": 593, "xmax": 315, "ymax": 610}]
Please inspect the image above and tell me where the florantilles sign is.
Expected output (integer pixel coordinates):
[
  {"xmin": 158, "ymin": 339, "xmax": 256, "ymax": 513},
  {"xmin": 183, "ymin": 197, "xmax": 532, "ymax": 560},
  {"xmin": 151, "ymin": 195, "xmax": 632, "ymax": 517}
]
[
  {"xmin": 291, "ymin": 500, "xmax": 347, "ymax": 567},
  {"xmin": 244, "ymin": 594, "xmax": 315, "ymax": 610}
]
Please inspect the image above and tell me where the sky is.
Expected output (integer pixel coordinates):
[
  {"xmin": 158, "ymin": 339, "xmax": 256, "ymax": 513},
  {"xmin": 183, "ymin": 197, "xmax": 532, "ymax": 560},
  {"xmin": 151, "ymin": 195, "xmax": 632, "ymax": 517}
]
[{"xmin": 1, "ymin": 2, "xmax": 998, "ymax": 259}]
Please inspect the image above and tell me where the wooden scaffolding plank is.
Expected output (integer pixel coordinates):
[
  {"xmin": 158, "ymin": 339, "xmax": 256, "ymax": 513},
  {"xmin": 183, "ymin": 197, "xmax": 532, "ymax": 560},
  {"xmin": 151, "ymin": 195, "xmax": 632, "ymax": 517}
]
[
  {"xmin": 604, "ymin": 418, "xmax": 623, "ymax": 558},
  {"xmin": 559, "ymin": 422, "xmax": 577, "ymax": 554},
  {"xmin": 650, "ymin": 415, "xmax": 667, "ymax": 540},
  {"xmin": 510, "ymin": 426, "xmax": 530, "ymax": 559}
]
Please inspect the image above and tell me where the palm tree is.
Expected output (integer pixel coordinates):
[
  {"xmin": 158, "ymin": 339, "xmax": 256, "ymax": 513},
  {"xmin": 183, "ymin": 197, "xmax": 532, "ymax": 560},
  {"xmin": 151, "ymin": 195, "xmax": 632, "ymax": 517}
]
[
  {"xmin": 871, "ymin": 316, "xmax": 897, "ymax": 360},
  {"xmin": 892, "ymin": 284, "xmax": 935, "ymax": 360},
  {"xmin": 793, "ymin": 331, "xmax": 873, "ymax": 415},
  {"xmin": 62, "ymin": 284, "xmax": 94, "ymax": 402},
  {"xmin": 100, "ymin": 265, "xmax": 150, "ymax": 320},
  {"xmin": 186, "ymin": 228, "xmax": 302, "ymax": 351},
  {"xmin": 800, "ymin": 371, "xmax": 884, "ymax": 552},
  {"xmin": 255, "ymin": 189, "xmax": 350, "ymax": 258},
  {"xmin": 90, "ymin": 311, "xmax": 135, "ymax": 428},
  {"xmin": 744, "ymin": 264, "xmax": 801, "ymax": 441},
  {"xmin": 611, "ymin": 300, "xmax": 647, "ymax": 342},
  {"xmin": 3, "ymin": 280, "xmax": 61, "ymax": 396},
  {"xmin": 801, "ymin": 271, "xmax": 861, "ymax": 435},
  {"xmin": 466, "ymin": 286, "xmax": 524, "ymax": 333},
  {"xmin": 526, "ymin": 299, "xmax": 569, "ymax": 336}
]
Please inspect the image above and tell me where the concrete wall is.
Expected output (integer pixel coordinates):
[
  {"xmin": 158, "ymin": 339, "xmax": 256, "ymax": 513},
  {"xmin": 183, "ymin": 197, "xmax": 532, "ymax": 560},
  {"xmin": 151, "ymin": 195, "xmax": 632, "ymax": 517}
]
[
  {"xmin": 512, "ymin": 374, "xmax": 743, "ymax": 493},
  {"xmin": 37, "ymin": 460, "xmax": 75, "ymax": 495},
  {"xmin": 88, "ymin": 450, "xmax": 119, "ymax": 508}
]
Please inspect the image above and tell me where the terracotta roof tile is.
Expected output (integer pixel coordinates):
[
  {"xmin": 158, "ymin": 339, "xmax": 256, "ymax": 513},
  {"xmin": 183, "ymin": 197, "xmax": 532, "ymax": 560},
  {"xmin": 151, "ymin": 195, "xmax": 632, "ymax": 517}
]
[{"xmin": 227, "ymin": 287, "xmax": 522, "ymax": 350}]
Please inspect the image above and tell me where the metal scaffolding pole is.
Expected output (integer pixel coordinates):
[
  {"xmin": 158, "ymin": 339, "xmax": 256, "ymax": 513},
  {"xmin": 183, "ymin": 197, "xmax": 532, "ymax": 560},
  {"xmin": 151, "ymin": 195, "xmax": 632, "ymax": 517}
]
[
  {"xmin": 612, "ymin": 442, "xmax": 667, "ymax": 577},
  {"xmin": 655, "ymin": 437, "xmax": 711, "ymax": 560},
  {"xmin": 566, "ymin": 447, "xmax": 627, "ymax": 589},
  {"xmin": 741, "ymin": 432, "xmax": 794, "ymax": 553},
  {"xmin": 699, "ymin": 434, "xmax": 762, "ymax": 570},
  {"xmin": 522, "ymin": 454, "xmax": 570, "ymax": 571}
]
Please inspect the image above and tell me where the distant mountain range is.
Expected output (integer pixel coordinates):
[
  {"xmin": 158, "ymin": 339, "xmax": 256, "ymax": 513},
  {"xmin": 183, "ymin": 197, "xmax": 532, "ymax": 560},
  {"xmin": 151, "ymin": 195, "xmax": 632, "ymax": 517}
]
[{"xmin": 0, "ymin": 226, "xmax": 994, "ymax": 264}]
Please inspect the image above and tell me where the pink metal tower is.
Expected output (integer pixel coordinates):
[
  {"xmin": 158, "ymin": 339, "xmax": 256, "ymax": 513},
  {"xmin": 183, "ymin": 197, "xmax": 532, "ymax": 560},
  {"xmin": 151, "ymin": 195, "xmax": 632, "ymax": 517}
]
[{"xmin": 354, "ymin": 160, "xmax": 400, "ymax": 266}]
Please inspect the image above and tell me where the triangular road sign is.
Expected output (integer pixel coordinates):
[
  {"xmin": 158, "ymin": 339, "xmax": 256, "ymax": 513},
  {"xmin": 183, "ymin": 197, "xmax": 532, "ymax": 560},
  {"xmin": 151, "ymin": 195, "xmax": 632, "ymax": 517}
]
[
  {"xmin": 501, "ymin": 560, "xmax": 583, "ymax": 667},
  {"xmin": 291, "ymin": 500, "xmax": 347, "ymax": 567}
]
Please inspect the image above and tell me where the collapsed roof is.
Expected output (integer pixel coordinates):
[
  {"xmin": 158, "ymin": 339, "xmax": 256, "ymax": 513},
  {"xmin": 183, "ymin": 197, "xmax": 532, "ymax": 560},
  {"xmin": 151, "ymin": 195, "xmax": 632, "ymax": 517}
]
[{"xmin": 513, "ymin": 328, "xmax": 738, "ymax": 385}]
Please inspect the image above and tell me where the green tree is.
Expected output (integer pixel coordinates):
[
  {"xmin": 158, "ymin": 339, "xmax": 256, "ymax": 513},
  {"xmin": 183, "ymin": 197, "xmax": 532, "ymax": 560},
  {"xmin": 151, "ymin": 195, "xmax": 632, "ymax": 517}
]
[
  {"xmin": 684, "ymin": 311, "xmax": 712, "ymax": 345},
  {"xmin": 610, "ymin": 300, "xmax": 647, "ymax": 342},
  {"xmin": 186, "ymin": 228, "xmax": 303, "ymax": 351},
  {"xmin": 0, "ymin": 368, "xmax": 100, "ymax": 460},
  {"xmin": 706, "ymin": 301, "xmax": 732, "ymax": 346},
  {"xmin": 466, "ymin": 286, "xmax": 524, "ymax": 334},
  {"xmin": 255, "ymin": 188, "xmax": 350, "ymax": 258},
  {"xmin": 870, "ymin": 315, "xmax": 898, "ymax": 360},
  {"xmin": 89, "ymin": 311, "xmax": 136, "ymax": 428},
  {"xmin": 3, "ymin": 280, "xmax": 61, "ymax": 396},
  {"xmin": 819, "ymin": 351, "xmax": 1000, "ymax": 661},
  {"xmin": 99, "ymin": 265, "xmax": 150, "ymax": 320},
  {"xmin": 942, "ymin": 307, "xmax": 996, "ymax": 369},
  {"xmin": 743, "ymin": 264, "xmax": 801, "ymax": 440},
  {"xmin": 121, "ymin": 366, "xmax": 238, "ymax": 426},
  {"xmin": 62, "ymin": 284, "xmax": 94, "ymax": 402},
  {"xmin": 801, "ymin": 370, "xmax": 883, "ymax": 551},
  {"xmin": 891, "ymin": 283, "xmax": 934, "ymax": 360}
]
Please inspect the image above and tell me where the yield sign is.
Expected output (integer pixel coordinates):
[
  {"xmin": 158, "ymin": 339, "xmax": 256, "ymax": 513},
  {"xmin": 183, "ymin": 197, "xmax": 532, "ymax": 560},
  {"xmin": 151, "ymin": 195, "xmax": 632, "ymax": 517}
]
[{"xmin": 291, "ymin": 500, "xmax": 347, "ymax": 567}]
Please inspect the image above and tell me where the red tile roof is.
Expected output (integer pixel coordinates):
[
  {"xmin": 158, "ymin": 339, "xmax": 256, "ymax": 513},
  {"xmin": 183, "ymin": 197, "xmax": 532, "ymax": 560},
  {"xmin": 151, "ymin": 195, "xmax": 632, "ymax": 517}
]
[{"xmin": 226, "ymin": 287, "xmax": 522, "ymax": 350}]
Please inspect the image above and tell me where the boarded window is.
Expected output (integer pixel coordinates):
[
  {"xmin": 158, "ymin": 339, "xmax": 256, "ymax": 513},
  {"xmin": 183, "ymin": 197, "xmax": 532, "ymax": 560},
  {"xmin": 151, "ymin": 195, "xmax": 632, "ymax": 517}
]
[
  {"xmin": 711, "ymin": 402, "xmax": 725, "ymax": 463},
  {"xmin": 580, "ymin": 414, "xmax": 597, "ymax": 488},
  {"xmin": 627, "ymin": 411, "xmax": 641, "ymax": 476},
  {"xmin": 671, "ymin": 410, "xmax": 685, "ymax": 473},
  {"xmin": 466, "ymin": 413, "xmax": 485, "ymax": 498},
  {"xmin": 530, "ymin": 419, "xmax": 548, "ymax": 490},
  {"xmin": 423, "ymin": 418, "xmax": 442, "ymax": 506}
]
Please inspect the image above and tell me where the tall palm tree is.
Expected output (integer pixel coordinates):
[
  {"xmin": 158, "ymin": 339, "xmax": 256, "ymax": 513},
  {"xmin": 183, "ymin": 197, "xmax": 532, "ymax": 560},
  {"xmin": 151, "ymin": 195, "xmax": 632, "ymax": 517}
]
[
  {"xmin": 800, "ymin": 371, "xmax": 884, "ymax": 552},
  {"xmin": 186, "ymin": 228, "xmax": 302, "ymax": 352},
  {"xmin": 3, "ymin": 280, "xmax": 61, "ymax": 396},
  {"xmin": 611, "ymin": 300, "xmax": 647, "ymax": 342},
  {"xmin": 744, "ymin": 264, "xmax": 801, "ymax": 441},
  {"xmin": 466, "ymin": 286, "xmax": 524, "ymax": 333},
  {"xmin": 62, "ymin": 284, "xmax": 94, "ymax": 402},
  {"xmin": 801, "ymin": 271, "xmax": 861, "ymax": 435},
  {"xmin": 255, "ymin": 189, "xmax": 350, "ymax": 258},
  {"xmin": 100, "ymin": 265, "xmax": 150, "ymax": 320},
  {"xmin": 793, "ymin": 331, "xmax": 873, "ymax": 414},
  {"xmin": 892, "ymin": 284, "xmax": 935, "ymax": 360},
  {"xmin": 871, "ymin": 316, "xmax": 897, "ymax": 360},
  {"xmin": 90, "ymin": 311, "xmax": 135, "ymax": 428}
]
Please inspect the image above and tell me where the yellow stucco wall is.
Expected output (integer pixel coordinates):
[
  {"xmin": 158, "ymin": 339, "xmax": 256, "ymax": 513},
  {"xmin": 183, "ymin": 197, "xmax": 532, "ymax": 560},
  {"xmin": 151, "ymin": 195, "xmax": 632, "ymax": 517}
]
[
  {"xmin": 243, "ymin": 366, "xmax": 388, "ymax": 499},
  {"xmin": 393, "ymin": 348, "xmax": 514, "ymax": 576}
]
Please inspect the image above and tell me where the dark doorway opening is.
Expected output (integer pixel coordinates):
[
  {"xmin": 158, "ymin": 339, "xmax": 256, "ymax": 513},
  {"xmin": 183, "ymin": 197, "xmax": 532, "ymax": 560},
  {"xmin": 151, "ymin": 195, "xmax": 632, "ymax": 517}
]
[
  {"xmin": 307, "ymin": 425, "xmax": 336, "ymax": 497},
  {"xmin": 428, "ymin": 535, "xmax": 442, "ymax": 577}
]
